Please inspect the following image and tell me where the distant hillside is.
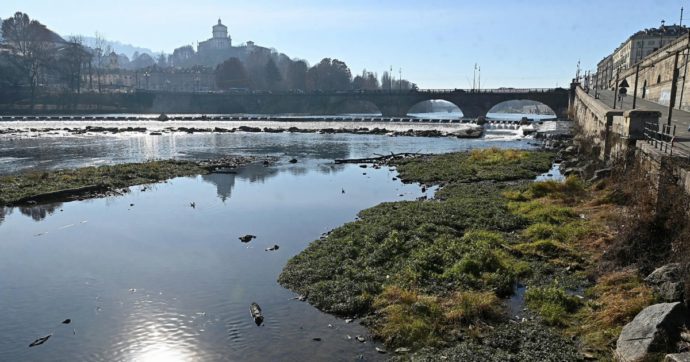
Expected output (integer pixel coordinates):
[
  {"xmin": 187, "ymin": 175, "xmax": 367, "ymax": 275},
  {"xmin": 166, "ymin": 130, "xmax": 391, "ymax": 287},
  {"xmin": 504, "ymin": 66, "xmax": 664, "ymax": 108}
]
[{"xmin": 78, "ymin": 36, "xmax": 155, "ymax": 58}]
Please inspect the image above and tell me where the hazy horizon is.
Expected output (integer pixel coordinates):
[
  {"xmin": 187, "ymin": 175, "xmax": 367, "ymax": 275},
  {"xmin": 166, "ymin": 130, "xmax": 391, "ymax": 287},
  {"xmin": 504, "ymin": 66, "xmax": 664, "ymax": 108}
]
[{"xmin": 1, "ymin": 0, "xmax": 684, "ymax": 88}]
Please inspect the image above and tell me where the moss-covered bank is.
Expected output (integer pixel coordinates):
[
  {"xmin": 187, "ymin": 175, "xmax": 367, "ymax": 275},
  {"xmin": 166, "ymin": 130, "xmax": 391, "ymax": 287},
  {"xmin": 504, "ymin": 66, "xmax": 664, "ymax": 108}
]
[{"xmin": 279, "ymin": 148, "xmax": 657, "ymax": 360}]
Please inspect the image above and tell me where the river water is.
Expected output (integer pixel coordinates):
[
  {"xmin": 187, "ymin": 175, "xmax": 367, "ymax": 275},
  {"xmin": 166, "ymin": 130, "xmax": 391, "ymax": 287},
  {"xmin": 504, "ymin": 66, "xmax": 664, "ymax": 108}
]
[{"xmin": 0, "ymin": 120, "xmax": 548, "ymax": 361}]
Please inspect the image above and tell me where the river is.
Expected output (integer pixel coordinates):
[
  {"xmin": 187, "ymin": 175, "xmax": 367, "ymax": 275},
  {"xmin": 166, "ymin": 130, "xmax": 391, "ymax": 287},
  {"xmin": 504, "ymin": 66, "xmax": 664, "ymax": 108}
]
[{"xmin": 0, "ymin": 119, "xmax": 552, "ymax": 361}]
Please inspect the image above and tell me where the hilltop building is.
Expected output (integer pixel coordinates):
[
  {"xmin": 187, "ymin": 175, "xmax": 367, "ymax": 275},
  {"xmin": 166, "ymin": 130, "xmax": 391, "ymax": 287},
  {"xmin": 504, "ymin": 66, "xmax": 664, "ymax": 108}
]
[
  {"xmin": 198, "ymin": 19, "xmax": 232, "ymax": 52},
  {"xmin": 169, "ymin": 19, "xmax": 270, "ymax": 68}
]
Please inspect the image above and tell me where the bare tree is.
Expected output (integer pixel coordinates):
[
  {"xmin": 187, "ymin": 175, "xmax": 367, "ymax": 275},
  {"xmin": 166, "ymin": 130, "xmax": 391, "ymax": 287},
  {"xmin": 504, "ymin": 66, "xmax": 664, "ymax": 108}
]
[
  {"xmin": 92, "ymin": 32, "xmax": 112, "ymax": 93},
  {"xmin": 1, "ymin": 12, "xmax": 55, "ymax": 109},
  {"xmin": 58, "ymin": 35, "xmax": 91, "ymax": 95}
]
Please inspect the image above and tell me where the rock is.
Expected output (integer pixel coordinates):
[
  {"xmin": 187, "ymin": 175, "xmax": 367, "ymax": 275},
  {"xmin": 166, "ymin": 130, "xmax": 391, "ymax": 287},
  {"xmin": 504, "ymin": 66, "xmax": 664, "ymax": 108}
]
[
  {"xmin": 646, "ymin": 264, "xmax": 685, "ymax": 302},
  {"xmin": 62, "ymin": 319, "xmax": 71, "ymax": 324},
  {"xmin": 265, "ymin": 244, "xmax": 280, "ymax": 251},
  {"xmin": 289, "ymin": 158, "xmax": 298, "ymax": 164},
  {"xmin": 250, "ymin": 302, "xmax": 264, "ymax": 326},
  {"xmin": 615, "ymin": 302, "xmax": 688, "ymax": 362},
  {"xmin": 157, "ymin": 113, "xmax": 169, "ymax": 122},
  {"xmin": 564, "ymin": 145, "xmax": 577, "ymax": 154},
  {"xmin": 665, "ymin": 353, "xmax": 690, "ymax": 362},
  {"xmin": 359, "ymin": 164, "xmax": 367, "ymax": 168},
  {"xmin": 563, "ymin": 167, "xmax": 585, "ymax": 177},
  {"xmin": 312, "ymin": 337, "xmax": 321, "ymax": 341},
  {"xmin": 239, "ymin": 235, "xmax": 256, "ymax": 243},
  {"xmin": 588, "ymin": 168, "xmax": 613, "ymax": 183}
]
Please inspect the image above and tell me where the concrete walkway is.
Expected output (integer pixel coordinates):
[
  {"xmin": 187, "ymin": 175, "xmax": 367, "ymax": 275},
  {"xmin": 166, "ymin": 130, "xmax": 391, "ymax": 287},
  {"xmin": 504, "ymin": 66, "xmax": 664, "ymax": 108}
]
[{"xmin": 592, "ymin": 89, "xmax": 690, "ymax": 148}]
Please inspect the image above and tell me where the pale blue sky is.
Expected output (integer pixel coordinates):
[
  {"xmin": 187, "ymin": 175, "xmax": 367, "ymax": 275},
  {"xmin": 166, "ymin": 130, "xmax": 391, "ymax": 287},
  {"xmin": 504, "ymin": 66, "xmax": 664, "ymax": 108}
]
[{"xmin": 1, "ymin": 0, "xmax": 684, "ymax": 88}]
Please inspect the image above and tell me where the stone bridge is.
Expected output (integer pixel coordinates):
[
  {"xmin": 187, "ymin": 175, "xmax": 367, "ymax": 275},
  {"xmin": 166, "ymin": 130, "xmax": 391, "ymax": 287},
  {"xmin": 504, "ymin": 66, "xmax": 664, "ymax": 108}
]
[{"xmin": 135, "ymin": 88, "xmax": 570, "ymax": 118}]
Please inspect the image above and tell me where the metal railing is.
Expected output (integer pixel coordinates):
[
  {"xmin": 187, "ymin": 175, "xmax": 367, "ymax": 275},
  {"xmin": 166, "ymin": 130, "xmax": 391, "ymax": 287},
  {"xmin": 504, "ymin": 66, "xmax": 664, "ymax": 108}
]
[{"xmin": 643, "ymin": 120, "xmax": 690, "ymax": 157}]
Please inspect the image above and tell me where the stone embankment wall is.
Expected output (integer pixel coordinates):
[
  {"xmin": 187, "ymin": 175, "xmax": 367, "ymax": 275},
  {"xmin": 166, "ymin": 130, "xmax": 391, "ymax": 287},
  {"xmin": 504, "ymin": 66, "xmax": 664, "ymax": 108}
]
[
  {"xmin": 569, "ymin": 84, "xmax": 690, "ymax": 202},
  {"xmin": 571, "ymin": 85, "xmax": 658, "ymax": 162}
]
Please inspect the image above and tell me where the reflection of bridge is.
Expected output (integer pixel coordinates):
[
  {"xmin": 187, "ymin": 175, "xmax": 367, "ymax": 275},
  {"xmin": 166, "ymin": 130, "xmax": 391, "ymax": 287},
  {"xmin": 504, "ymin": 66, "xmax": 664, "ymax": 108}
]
[{"xmin": 136, "ymin": 88, "xmax": 570, "ymax": 118}]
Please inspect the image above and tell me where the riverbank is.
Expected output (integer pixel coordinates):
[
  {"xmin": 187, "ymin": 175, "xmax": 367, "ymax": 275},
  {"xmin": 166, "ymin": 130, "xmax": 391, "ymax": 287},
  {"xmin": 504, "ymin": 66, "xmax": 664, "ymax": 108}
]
[
  {"xmin": 0, "ymin": 155, "xmax": 267, "ymax": 206},
  {"xmin": 278, "ymin": 147, "xmax": 661, "ymax": 360}
]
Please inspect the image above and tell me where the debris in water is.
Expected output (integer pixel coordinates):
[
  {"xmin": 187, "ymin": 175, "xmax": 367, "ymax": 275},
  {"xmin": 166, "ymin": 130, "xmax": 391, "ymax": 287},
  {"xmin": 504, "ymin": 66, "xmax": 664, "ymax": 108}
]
[
  {"xmin": 190, "ymin": 202, "xmax": 196, "ymax": 208},
  {"xmin": 355, "ymin": 335, "xmax": 366, "ymax": 343},
  {"xmin": 129, "ymin": 288, "xmax": 136, "ymax": 293},
  {"xmin": 289, "ymin": 158, "xmax": 298, "ymax": 164},
  {"xmin": 345, "ymin": 318, "xmax": 354, "ymax": 323},
  {"xmin": 312, "ymin": 337, "xmax": 321, "ymax": 341},
  {"xmin": 328, "ymin": 324, "xmax": 333, "ymax": 328},
  {"xmin": 265, "ymin": 245, "xmax": 280, "ymax": 251},
  {"xmin": 29, "ymin": 334, "xmax": 51, "ymax": 347},
  {"xmin": 129, "ymin": 203, "xmax": 134, "ymax": 207},
  {"xmin": 376, "ymin": 347, "xmax": 387, "ymax": 354},
  {"xmin": 341, "ymin": 188, "xmax": 345, "ymax": 194},
  {"xmin": 239, "ymin": 235, "xmax": 256, "ymax": 243},
  {"xmin": 62, "ymin": 319, "xmax": 71, "ymax": 324},
  {"xmin": 395, "ymin": 347, "xmax": 411, "ymax": 354},
  {"xmin": 250, "ymin": 302, "xmax": 264, "ymax": 326}
]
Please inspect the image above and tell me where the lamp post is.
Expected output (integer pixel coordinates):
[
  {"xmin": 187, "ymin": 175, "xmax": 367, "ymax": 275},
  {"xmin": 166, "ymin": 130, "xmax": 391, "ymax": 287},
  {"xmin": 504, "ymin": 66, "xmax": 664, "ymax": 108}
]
[
  {"xmin": 668, "ymin": 49, "xmax": 681, "ymax": 126},
  {"xmin": 144, "ymin": 72, "xmax": 150, "ymax": 90},
  {"xmin": 613, "ymin": 69, "xmax": 620, "ymax": 109},
  {"xmin": 632, "ymin": 62, "xmax": 655, "ymax": 109}
]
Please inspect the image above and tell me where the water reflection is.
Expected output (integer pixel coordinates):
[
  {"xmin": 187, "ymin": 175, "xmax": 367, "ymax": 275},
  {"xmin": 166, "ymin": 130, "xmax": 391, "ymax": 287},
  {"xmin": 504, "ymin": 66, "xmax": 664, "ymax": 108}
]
[
  {"xmin": 200, "ymin": 162, "xmax": 349, "ymax": 202},
  {"xmin": 19, "ymin": 203, "xmax": 62, "ymax": 222},
  {"xmin": 0, "ymin": 206, "xmax": 9, "ymax": 225}
]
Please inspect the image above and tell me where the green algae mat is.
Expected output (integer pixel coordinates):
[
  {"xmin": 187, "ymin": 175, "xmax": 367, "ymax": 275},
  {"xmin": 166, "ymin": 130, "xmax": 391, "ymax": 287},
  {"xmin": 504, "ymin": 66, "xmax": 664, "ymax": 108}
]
[{"xmin": 278, "ymin": 149, "xmax": 594, "ymax": 359}]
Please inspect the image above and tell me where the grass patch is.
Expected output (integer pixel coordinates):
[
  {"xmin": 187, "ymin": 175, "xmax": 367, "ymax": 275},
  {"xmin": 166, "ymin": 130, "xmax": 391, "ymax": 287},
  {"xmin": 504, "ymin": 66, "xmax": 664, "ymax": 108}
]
[
  {"xmin": 392, "ymin": 148, "xmax": 554, "ymax": 184},
  {"xmin": 371, "ymin": 286, "xmax": 501, "ymax": 348},
  {"xmin": 574, "ymin": 269, "xmax": 655, "ymax": 355},
  {"xmin": 525, "ymin": 283, "xmax": 581, "ymax": 326},
  {"xmin": 514, "ymin": 239, "xmax": 572, "ymax": 258}
]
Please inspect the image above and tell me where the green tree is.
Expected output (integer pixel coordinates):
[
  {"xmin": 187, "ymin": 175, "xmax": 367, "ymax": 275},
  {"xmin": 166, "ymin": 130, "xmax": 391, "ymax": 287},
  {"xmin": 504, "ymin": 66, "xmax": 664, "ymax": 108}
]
[
  {"xmin": 287, "ymin": 60, "xmax": 308, "ymax": 90},
  {"xmin": 264, "ymin": 58, "xmax": 282, "ymax": 90},
  {"xmin": 215, "ymin": 57, "xmax": 249, "ymax": 89}
]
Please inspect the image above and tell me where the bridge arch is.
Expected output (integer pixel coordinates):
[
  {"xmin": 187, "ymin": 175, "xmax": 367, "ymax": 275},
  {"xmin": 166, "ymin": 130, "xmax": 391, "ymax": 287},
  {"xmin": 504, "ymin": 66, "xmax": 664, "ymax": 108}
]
[
  {"xmin": 406, "ymin": 99, "xmax": 464, "ymax": 118},
  {"xmin": 487, "ymin": 99, "xmax": 557, "ymax": 120}
]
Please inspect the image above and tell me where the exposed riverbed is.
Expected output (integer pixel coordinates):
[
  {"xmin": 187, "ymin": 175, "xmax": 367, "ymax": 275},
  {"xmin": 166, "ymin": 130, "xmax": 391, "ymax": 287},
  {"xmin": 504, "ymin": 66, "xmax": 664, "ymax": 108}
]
[{"xmin": 0, "ymin": 121, "xmax": 557, "ymax": 361}]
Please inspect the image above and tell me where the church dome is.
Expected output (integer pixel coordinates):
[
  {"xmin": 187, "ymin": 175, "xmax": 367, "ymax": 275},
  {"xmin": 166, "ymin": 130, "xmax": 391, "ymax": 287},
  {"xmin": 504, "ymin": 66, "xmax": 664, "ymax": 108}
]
[{"xmin": 212, "ymin": 19, "xmax": 228, "ymax": 38}]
